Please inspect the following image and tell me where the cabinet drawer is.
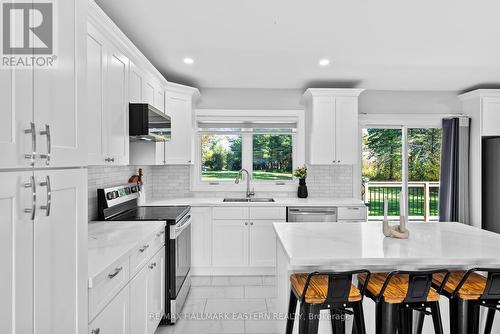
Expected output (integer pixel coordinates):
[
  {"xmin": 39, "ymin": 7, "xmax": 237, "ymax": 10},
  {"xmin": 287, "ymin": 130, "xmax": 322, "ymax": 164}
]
[
  {"xmin": 150, "ymin": 229, "xmax": 165, "ymax": 255},
  {"xmin": 130, "ymin": 237, "xmax": 153, "ymax": 277},
  {"xmin": 249, "ymin": 207, "xmax": 286, "ymax": 220},
  {"xmin": 337, "ymin": 206, "xmax": 367, "ymax": 221},
  {"xmin": 89, "ymin": 256, "xmax": 130, "ymax": 321},
  {"xmin": 88, "ymin": 283, "xmax": 129, "ymax": 334},
  {"xmin": 213, "ymin": 207, "xmax": 249, "ymax": 220}
]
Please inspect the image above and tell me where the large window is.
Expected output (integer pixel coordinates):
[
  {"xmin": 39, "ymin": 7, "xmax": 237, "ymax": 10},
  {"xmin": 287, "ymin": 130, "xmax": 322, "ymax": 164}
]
[
  {"xmin": 252, "ymin": 134, "xmax": 293, "ymax": 180},
  {"xmin": 201, "ymin": 135, "xmax": 242, "ymax": 180},
  {"xmin": 362, "ymin": 127, "xmax": 442, "ymax": 221}
]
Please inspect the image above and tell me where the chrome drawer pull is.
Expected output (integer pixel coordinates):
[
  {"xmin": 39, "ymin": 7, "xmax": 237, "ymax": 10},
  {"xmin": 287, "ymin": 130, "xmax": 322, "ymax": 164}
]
[
  {"xmin": 90, "ymin": 329, "xmax": 100, "ymax": 334},
  {"xmin": 39, "ymin": 124, "xmax": 51, "ymax": 165},
  {"xmin": 108, "ymin": 266, "xmax": 123, "ymax": 279},
  {"xmin": 24, "ymin": 122, "xmax": 37, "ymax": 166},
  {"xmin": 39, "ymin": 176, "xmax": 51, "ymax": 216},
  {"xmin": 139, "ymin": 244, "xmax": 149, "ymax": 252},
  {"xmin": 23, "ymin": 175, "xmax": 36, "ymax": 220},
  {"xmin": 149, "ymin": 262, "xmax": 157, "ymax": 269}
]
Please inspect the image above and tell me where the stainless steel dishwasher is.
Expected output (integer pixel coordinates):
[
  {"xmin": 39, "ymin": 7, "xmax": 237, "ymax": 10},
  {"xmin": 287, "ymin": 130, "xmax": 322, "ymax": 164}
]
[{"xmin": 287, "ymin": 207, "xmax": 337, "ymax": 222}]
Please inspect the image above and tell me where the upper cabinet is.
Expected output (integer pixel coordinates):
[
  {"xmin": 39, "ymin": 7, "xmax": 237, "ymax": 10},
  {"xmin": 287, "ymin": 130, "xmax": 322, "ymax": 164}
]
[
  {"xmin": 86, "ymin": 23, "xmax": 129, "ymax": 165},
  {"xmin": 164, "ymin": 83, "xmax": 201, "ymax": 165},
  {"xmin": 0, "ymin": 0, "xmax": 86, "ymax": 169},
  {"xmin": 302, "ymin": 89, "xmax": 364, "ymax": 165}
]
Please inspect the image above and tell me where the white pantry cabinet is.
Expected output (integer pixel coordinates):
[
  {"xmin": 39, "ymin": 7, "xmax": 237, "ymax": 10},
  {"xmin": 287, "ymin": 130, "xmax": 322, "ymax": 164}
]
[
  {"xmin": 87, "ymin": 23, "xmax": 129, "ymax": 165},
  {"xmin": 0, "ymin": 0, "xmax": 86, "ymax": 169},
  {"xmin": 164, "ymin": 83, "xmax": 200, "ymax": 165},
  {"xmin": 0, "ymin": 169, "xmax": 87, "ymax": 334},
  {"xmin": 302, "ymin": 89, "xmax": 364, "ymax": 165}
]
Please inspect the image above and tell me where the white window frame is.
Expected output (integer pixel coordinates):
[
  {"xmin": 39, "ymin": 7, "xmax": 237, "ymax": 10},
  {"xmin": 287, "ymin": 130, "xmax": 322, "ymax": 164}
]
[{"xmin": 191, "ymin": 109, "xmax": 305, "ymax": 192}]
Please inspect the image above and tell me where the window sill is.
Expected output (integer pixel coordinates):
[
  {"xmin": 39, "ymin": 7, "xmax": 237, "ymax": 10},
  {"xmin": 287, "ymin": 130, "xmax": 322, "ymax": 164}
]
[{"xmin": 190, "ymin": 180, "xmax": 298, "ymax": 192}]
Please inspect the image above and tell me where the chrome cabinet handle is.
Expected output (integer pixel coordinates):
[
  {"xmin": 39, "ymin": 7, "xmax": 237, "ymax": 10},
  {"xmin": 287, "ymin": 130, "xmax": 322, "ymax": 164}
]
[
  {"xmin": 39, "ymin": 124, "xmax": 51, "ymax": 165},
  {"xmin": 139, "ymin": 244, "xmax": 150, "ymax": 252},
  {"xmin": 149, "ymin": 262, "xmax": 157, "ymax": 269},
  {"xmin": 24, "ymin": 122, "xmax": 37, "ymax": 166},
  {"xmin": 39, "ymin": 176, "xmax": 51, "ymax": 216},
  {"xmin": 108, "ymin": 266, "xmax": 123, "ymax": 279},
  {"xmin": 90, "ymin": 329, "xmax": 100, "ymax": 334},
  {"xmin": 105, "ymin": 157, "xmax": 115, "ymax": 163},
  {"xmin": 24, "ymin": 176, "xmax": 37, "ymax": 220},
  {"xmin": 250, "ymin": 222, "xmax": 254, "ymax": 226},
  {"xmin": 245, "ymin": 222, "xmax": 248, "ymax": 226}
]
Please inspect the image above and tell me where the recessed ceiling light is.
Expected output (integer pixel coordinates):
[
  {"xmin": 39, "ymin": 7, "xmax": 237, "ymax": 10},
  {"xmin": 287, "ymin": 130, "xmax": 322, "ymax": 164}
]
[
  {"xmin": 183, "ymin": 57, "xmax": 194, "ymax": 65},
  {"xmin": 319, "ymin": 58, "xmax": 330, "ymax": 67}
]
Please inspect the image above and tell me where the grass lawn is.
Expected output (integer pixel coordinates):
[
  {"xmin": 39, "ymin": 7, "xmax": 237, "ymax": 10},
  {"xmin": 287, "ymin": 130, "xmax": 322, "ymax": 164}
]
[{"xmin": 202, "ymin": 170, "xmax": 292, "ymax": 181}]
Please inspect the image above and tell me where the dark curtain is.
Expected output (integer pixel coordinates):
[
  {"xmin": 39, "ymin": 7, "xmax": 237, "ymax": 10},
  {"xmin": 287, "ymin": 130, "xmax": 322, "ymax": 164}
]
[{"xmin": 439, "ymin": 118, "xmax": 459, "ymax": 222}]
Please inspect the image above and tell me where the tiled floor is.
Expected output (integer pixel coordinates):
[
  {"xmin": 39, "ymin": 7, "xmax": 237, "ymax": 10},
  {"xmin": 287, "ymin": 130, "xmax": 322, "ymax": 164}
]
[{"xmin": 155, "ymin": 275, "xmax": 279, "ymax": 334}]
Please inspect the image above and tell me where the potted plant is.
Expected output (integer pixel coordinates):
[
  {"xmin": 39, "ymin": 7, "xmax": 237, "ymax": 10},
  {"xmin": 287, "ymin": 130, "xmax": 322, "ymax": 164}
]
[{"xmin": 294, "ymin": 165, "xmax": 308, "ymax": 198}]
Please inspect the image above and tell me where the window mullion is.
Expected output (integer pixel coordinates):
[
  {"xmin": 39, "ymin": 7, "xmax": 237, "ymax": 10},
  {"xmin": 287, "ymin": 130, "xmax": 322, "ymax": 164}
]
[{"xmin": 242, "ymin": 134, "xmax": 253, "ymax": 174}]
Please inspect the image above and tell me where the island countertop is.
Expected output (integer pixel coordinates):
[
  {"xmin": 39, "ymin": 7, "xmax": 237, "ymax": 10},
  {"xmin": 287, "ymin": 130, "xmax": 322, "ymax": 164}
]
[{"xmin": 273, "ymin": 221, "xmax": 500, "ymax": 269}]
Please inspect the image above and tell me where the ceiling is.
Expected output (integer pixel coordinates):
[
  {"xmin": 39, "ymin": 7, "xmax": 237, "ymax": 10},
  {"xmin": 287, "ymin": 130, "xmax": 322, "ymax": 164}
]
[{"xmin": 96, "ymin": 0, "xmax": 500, "ymax": 91}]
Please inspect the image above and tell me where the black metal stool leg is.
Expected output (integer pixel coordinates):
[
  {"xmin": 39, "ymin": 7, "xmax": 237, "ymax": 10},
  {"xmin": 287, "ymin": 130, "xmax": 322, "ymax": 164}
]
[
  {"xmin": 484, "ymin": 307, "xmax": 496, "ymax": 334},
  {"xmin": 379, "ymin": 302, "xmax": 397, "ymax": 334},
  {"xmin": 352, "ymin": 302, "xmax": 366, "ymax": 334},
  {"xmin": 430, "ymin": 302, "xmax": 444, "ymax": 334},
  {"xmin": 286, "ymin": 290, "xmax": 297, "ymax": 334},
  {"xmin": 415, "ymin": 310, "xmax": 424, "ymax": 334},
  {"xmin": 299, "ymin": 304, "xmax": 320, "ymax": 334}
]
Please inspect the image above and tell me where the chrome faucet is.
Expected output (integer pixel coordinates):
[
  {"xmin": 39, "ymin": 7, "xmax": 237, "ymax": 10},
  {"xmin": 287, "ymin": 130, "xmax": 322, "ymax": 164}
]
[{"xmin": 235, "ymin": 169, "xmax": 255, "ymax": 198}]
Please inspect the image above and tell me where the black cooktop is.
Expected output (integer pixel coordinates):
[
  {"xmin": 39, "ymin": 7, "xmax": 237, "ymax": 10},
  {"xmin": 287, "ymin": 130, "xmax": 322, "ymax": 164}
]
[{"xmin": 110, "ymin": 206, "xmax": 190, "ymax": 223}]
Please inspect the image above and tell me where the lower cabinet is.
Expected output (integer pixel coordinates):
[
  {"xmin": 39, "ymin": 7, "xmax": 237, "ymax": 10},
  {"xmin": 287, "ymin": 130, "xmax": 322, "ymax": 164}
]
[
  {"xmin": 249, "ymin": 220, "xmax": 278, "ymax": 267},
  {"xmin": 88, "ymin": 286, "xmax": 130, "ymax": 334},
  {"xmin": 212, "ymin": 220, "xmax": 249, "ymax": 267},
  {"xmin": 130, "ymin": 247, "xmax": 165, "ymax": 334}
]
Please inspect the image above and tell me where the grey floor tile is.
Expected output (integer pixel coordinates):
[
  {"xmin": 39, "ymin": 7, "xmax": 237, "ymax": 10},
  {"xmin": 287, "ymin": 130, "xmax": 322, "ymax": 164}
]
[
  {"xmin": 205, "ymin": 298, "xmax": 267, "ymax": 314},
  {"xmin": 212, "ymin": 275, "xmax": 263, "ymax": 286},
  {"xmin": 189, "ymin": 286, "xmax": 245, "ymax": 299},
  {"xmin": 171, "ymin": 319, "xmax": 245, "ymax": 334},
  {"xmin": 244, "ymin": 286, "xmax": 277, "ymax": 299},
  {"xmin": 244, "ymin": 319, "xmax": 282, "ymax": 334},
  {"xmin": 191, "ymin": 276, "xmax": 213, "ymax": 287}
]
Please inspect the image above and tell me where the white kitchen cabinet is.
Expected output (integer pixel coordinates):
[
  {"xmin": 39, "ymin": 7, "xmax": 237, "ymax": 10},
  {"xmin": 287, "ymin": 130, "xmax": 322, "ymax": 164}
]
[
  {"xmin": 1, "ymin": 0, "xmax": 86, "ymax": 169},
  {"xmin": 130, "ymin": 247, "xmax": 165, "ymax": 334},
  {"xmin": 302, "ymin": 89, "xmax": 363, "ymax": 165},
  {"xmin": 191, "ymin": 207, "xmax": 213, "ymax": 267},
  {"xmin": 337, "ymin": 206, "xmax": 368, "ymax": 222},
  {"xmin": 129, "ymin": 62, "xmax": 144, "ymax": 103},
  {"xmin": 34, "ymin": 168, "xmax": 87, "ymax": 334},
  {"xmin": 164, "ymin": 83, "xmax": 200, "ymax": 165},
  {"xmin": 143, "ymin": 80, "xmax": 156, "ymax": 106},
  {"xmin": 86, "ymin": 23, "xmax": 129, "ymax": 165},
  {"xmin": 0, "ymin": 172, "xmax": 34, "ymax": 334},
  {"xmin": 156, "ymin": 86, "xmax": 166, "ymax": 112},
  {"xmin": 33, "ymin": 0, "xmax": 87, "ymax": 168},
  {"xmin": 482, "ymin": 97, "xmax": 500, "ymax": 136},
  {"xmin": 89, "ymin": 285, "xmax": 130, "ymax": 334},
  {"xmin": 213, "ymin": 220, "xmax": 249, "ymax": 267},
  {"xmin": 249, "ymin": 220, "xmax": 277, "ymax": 267}
]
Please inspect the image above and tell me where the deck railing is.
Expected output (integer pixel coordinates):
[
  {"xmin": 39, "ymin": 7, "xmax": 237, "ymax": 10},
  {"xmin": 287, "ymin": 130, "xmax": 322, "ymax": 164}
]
[{"xmin": 363, "ymin": 181, "xmax": 440, "ymax": 222}]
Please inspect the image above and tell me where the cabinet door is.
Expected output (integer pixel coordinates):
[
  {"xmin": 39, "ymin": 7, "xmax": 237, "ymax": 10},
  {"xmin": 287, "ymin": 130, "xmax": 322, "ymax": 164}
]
[
  {"xmin": 308, "ymin": 97, "xmax": 335, "ymax": 164},
  {"xmin": 87, "ymin": 24, "xmax": 107, "ymax": 165},
  {"xmin": 34, "ymin": 169, "xmax": 87, "ymax": 334},
  {"xmin": 191, "ymin": 207, "xmax": 213, "ymax": 267},
  {"xmin": 143, "ymin": 80, "xmax": 155, "ymax": 106},
  {"xmin": 249, "ymin": 220, "xmax": 278, "ymax": 267},
  {"xmin": 212, "ymin": 220, "xmax": 249, "ymax": 267},
  {"xmin": 0, "ymin": 171, "xmax": 34, "ymax": 334},
  {"xmin": 0, "ymin": 66, "xmax": 33, "ymax": 168},
  {"xmin": 129, "ymin": 62, "xmax": 143, "ymax": 103},
  {"xmin": 89, "ymin": 286, "xmax": 130, "ymax": 334},
  {"xmin": 34, "ymin": 0, "xmax": 86, "ymax": 168},
  {"xmin": 130, "ymin": 262, "xmax": 149, "ymax": 334},
  {"xmin": 335, "ymin": 97, "xmax": 358, "ymax": 164},
  {"xmin": 156, "ymin": 86, "xmax": 165, "ymax": 112},
  {"xmin": 482, "ymin": 97, "xmax": 500, "ymax": 136},
  {"xmin": 106, "ymin": 46, "xmax": 129, "ymax": 165},
  {"xmin": 164, "ymin": 93, "xmax": 193, "ymax": 164},
  {"xmin": 148, "ymin": 248, "xmax": 165, "ymax": 334}
]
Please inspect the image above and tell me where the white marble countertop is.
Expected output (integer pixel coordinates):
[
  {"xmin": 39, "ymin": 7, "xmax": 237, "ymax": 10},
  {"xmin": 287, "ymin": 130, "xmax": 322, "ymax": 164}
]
[
  {"xmin": 88, "ymin": 221, "xmax": 165, "ymax": 283},
  {"xmin": 146, "ymin": 197, "xmax": 365, "ymax": 207},
  {"xmin": 273, "ymin": 221, "xmax": 500, "ymax": 268}
]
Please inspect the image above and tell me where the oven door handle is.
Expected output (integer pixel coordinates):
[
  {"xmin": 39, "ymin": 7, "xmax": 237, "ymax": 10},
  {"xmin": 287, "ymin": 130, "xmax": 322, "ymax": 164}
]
[{"xmin": 171, "ymin": 214, "xmax": 192, "ymax": 239}]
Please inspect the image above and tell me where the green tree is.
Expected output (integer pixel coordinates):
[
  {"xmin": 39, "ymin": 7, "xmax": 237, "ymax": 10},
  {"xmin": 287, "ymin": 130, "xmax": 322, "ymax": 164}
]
[{"xmin": 364, "ymin": 129, "xmax": 402, "ymax": 180}]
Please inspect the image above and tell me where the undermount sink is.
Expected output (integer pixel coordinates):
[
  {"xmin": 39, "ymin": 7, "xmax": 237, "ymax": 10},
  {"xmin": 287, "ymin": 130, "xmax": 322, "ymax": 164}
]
[{"xmin": 223, "ymin": 198, "xmax": 275, "ymax": 203}]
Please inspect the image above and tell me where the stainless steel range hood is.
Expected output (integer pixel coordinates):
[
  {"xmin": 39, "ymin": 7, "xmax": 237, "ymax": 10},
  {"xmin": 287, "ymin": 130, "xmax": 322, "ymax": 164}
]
[{"xmin": 129, "ymin": 103, "xmax": 171, "ymax": 142}]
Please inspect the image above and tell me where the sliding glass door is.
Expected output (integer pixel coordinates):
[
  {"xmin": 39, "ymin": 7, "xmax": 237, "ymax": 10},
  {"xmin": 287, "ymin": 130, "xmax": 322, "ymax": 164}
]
[{"xmin": 362, "ymin": 126, "xmax": 441, "ymax": 221}]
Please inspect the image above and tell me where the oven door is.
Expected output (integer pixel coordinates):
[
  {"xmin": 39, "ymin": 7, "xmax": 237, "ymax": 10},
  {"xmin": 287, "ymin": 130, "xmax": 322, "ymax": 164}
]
[{"xmin": 169, "ymin": 213, "xmax": 192, "ymax": 298}]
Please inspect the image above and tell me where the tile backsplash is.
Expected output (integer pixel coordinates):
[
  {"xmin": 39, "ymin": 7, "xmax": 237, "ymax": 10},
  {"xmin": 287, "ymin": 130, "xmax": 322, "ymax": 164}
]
[{"xmin": 88, "ymin": 164, "xmax": 355, "ymax": 220}]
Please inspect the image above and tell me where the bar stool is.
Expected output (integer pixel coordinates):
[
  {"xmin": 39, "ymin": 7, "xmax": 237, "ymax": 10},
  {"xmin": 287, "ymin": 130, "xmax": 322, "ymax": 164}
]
[
  {"xmin": 357, "ymin": 269, "xmax": 450, "ymax": 334},
  {"xmin": 431, "ymin": 268, "xmax": 500, "ymax": 334},
  {"xmin": 286, "ymin": 270, "xmax": 371, "ymax": 334}
]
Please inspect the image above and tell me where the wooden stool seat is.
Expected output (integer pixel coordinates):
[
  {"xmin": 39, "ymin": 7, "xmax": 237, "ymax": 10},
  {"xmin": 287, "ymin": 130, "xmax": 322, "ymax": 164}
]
[
  {"xmin": 433, "ymin": 271, "xmax": 487, "ymax": 300},
  {"xmin": 290, "ymin": 273, "xmax": 362, "ymax": 304},
  {"xmin": 358, "ymin": 272, "xmax": 441, "ymax": 304}
]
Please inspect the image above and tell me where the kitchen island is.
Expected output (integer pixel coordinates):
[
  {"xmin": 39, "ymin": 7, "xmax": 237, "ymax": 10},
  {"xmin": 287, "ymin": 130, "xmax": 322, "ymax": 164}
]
[{"xmin": 274, "ymin": 221, "xmax": 500, "ymax": 334}]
